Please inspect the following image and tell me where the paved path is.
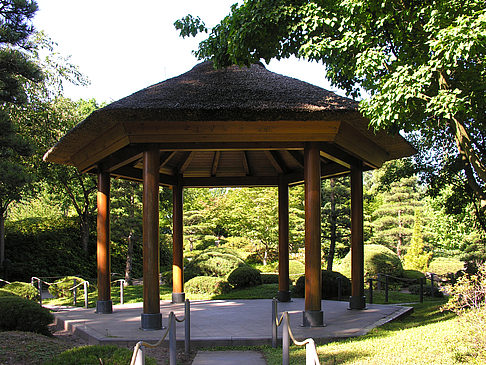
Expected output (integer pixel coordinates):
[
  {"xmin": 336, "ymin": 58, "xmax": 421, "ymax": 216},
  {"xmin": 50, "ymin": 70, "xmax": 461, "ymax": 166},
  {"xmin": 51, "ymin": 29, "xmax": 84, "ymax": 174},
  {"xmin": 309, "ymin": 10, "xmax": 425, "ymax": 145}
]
[
  {"xmin": 192, "ymin": 351, "xmax": 267, "ymax": 365},
  {"xmin": 50, "ymin": 298, "xmax": 412, "ymax": 349}
]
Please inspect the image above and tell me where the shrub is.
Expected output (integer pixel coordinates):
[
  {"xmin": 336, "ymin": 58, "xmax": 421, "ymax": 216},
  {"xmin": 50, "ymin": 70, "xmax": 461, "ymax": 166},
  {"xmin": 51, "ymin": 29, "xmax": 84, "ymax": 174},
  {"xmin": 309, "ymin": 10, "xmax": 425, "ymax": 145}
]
[
  {"xmin": 184, "ymin": 250, "xmax": 246, "ymax": 280},
  {"xmin": 227, "ymin": 266, "xmax": 262, "ymax": 288},
  {"xmin": 184, "ymin": 276, "xmax": 231, "ymax": 295},
  {"xmin": 48, "ymin": 276, "xmax": 95, "ymax": 298},
  {"xmin": 0, "ymin": 288, "xmax": 17, "ymax": 297},
  {"xmin": 402, "ymin": 269, "xmax": 425, "ymax": 281},
  {"xmin": 4, "ymin": 281, "xmax": 39, "ymax": 301},
  {"xmin": 292, "ymin": 270, "xmax": 351, "ymax": 299},
  {"xmin": 261, "ymin": 273, "xmax": 279, "ymax": 284},
  {"xmin": 288, "ymin": 260, "xmax": 305, "ymax": 275},
  {"xmin": 0, "ymin": 296, "xmax": 53, "ymax": 335},
  {"xmin": 338, "ymin": 244, "xmax": 403, "ymax": 279},
  {"xmin": 429, "ymin": 257, "xmax": 464, "ymax": 276},
  {"xmin": 408, "ymin": 284, "xmax": 443, "ymax": 297},
  {"xmin": 44, "ymin": 345, "xmax": 157, "ymax": 365}
]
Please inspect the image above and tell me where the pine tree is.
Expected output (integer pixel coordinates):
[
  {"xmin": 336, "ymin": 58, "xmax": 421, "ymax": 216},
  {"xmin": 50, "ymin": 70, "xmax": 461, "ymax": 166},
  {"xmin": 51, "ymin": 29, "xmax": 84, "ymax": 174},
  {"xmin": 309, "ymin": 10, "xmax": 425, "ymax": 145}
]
[
  {"xmin": 0, "ymin": 0, "xmax": 42, "ymax": 266},
  {"xmin": 403, "ymin": 210, "xmax": 432, "ymax": 272}
]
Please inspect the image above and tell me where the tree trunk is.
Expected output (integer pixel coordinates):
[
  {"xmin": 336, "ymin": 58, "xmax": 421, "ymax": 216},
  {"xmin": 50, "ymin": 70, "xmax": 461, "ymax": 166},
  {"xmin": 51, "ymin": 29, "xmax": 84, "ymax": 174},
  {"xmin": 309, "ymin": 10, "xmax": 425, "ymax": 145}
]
[
  {"xmin": 124, "ymin": 231, "xmax": 134, "ymax": 286},
  {"xmin": 327, "ymin": 178, "xmax": 337, "ymax": 271},
  {"xmin": 263, "ymin": 249, "xmax": 268, "ymax": 266},
  {"xmin": 0, "ymin": 211, "xmax": 5, "ymax": 267},
  {"xmin": 397, "ymin": 209, "xmax": 403, "ymax": 258},
  {"xmin": 80, "ymin": 218, "xmax": 90, "ymax": 253}
]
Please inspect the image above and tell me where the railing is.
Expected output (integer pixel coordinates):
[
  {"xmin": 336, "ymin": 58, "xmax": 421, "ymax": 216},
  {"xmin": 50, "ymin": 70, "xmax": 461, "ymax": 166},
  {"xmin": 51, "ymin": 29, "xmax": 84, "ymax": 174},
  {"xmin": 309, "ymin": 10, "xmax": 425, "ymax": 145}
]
[
  {"xmin": 70, "ymin": 279, "xmax": 90, "ymax": 308},
  {"xmin": 112, "ymin": 279, "xmax": 126, "ymax": 304},
  {"xmin": 0, "ymin": 278, "xmax": 11, "ymax": 286},
  {"xmin": 271, "ymin": 298, "xmax": 320, "ymax": 365},
  {"xmin": 130, "ymin": 299, "xmax": 191, "ymax": 365},
  {"xmin": 367, "ymin": 273, "xmax": 436, "ymax": 304},
  {"xmin": 31, "ymin": 276, "xmax": 55, "ymax": 306}
]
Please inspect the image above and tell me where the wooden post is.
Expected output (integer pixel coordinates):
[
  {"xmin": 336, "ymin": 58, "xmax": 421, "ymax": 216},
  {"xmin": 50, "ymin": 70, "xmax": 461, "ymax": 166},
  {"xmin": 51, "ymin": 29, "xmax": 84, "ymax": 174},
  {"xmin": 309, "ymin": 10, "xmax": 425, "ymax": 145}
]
[
  {"xmin": 96, "ymin": 170, "xmax": 112, "ymax": 314},
  {"xmin": 303, "ymin": 142, "xmax": 323, "ymax": 326},
  {"xmin": 172, "ymin": 178, "xmax": 185, "ymax": 303},
  {"xmin": 349, "ymin": 161, "xmax": 366, "ymax": 309},
  {"xmin": 278, "ymin": 176, "xmax": 290, "ymax": 302},
  {"xmin": 141, "ymin": 146, "xmax": 162, "ymax": 330}
]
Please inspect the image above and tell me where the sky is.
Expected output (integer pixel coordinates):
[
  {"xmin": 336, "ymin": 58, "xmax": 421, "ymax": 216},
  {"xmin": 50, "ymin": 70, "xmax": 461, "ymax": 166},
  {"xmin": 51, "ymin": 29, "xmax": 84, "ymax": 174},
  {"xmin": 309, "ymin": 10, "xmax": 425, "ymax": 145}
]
[{"xmin": 32, "ymin": 0, "xmax": 342, "ymax": 103}]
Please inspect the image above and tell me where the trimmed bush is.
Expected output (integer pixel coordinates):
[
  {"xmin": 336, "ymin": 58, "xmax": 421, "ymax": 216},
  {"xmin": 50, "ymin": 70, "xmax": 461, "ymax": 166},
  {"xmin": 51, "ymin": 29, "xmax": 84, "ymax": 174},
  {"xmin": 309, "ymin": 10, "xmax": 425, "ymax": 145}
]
[
  {"xmin": 227, "ymin": 266, "xmax": 262, "ymax": 288},
  {"xmin": 0, "ymin": 296, "xmax": 53, "ymax": 335},
  {"xmin": 288, "ymin": 260, "xmax": 305, "ymax": 275},
  {"xmin": 261, "ymin": 273, "xmax": 279, "ymax": 284},
  {"xmin": 402, "ymin": 269, "xmax": 425, "ymax": 281},
  {"xmin": 44, "ymin": 345, "xmax": 157, "ymax": 365},
  {"xmin": 409, "ymin": 284, "xmax": 444, "ymax": 297},
  {"xmin": 184, "ymin": 250, "xmax": 246, "ymax": 280},
  {"xmin": 292, "ymin": 270, "xmax": 351, "ymax": 299},
  {"xmin": 338, "ymin": 244, "xmax": 403, "ymax": 279},
  {"xmin": 49, "ymin": 276, "xmax": 95, "ymax": 298},
  {"xmin": 4, "ymin": 281, "xmax": 39, "ymax": 301},
  {"xmin": 429, "ymin": 257, "xmax": 464, "ymax": 276},
  {"xmin": 0, "ymin": 288, "xmax": 17, "ymax": 297},
  {"xmin": 185, "ymin": 276, "xmax": 231, "ymax": 295}
]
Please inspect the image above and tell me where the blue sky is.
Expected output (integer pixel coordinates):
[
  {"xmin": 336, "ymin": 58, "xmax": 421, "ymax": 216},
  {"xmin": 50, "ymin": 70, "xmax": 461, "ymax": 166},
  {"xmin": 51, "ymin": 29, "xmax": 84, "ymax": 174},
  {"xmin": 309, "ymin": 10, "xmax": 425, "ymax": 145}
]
[{"xmin": 33, "ymin": 0, "xmax": 341, "ymax": 103}]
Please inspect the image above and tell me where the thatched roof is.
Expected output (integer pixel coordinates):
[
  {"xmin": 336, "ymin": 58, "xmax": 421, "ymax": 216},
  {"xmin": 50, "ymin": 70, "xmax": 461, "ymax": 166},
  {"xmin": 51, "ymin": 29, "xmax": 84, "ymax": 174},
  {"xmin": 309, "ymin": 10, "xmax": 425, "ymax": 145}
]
[{"xmin": 44, "ymin": 61, "xmax": 415, "ymax": 186}]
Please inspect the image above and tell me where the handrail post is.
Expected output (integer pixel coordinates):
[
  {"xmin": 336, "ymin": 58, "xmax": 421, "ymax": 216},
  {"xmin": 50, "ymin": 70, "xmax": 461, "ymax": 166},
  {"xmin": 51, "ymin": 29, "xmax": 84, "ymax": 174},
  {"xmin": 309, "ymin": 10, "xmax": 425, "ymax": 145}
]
[
  {"xmin": 169, "ymin": 312, "xmax": 176, "ymax": 365},
  {"xmin": 282, "ymin": 313, "xmax": 289, "ymax": 365},
  {"xmin": 419, "ymin": 277, "xmax": 424, "ymax": 303},
  {"xmin": 73, "ymin": 278, "xmax": 77, "ymax": 306},
  {"xmin": 384, "ymin": 275, "xmax": 389, "ymax": 303},
  {"xmin": 185, "ymin": 299, "xmax": 190, "ymax": 355},
  {"xmin": 272, "ymin": 298, "xmax": 278, "ymax": 348},
  {"xmin": 84, "ymin": 281, "xmax": 89, "ymax": 308},
  {"xmin": 368, "ymin": 279, "xmax": 373, "ymax": 304},
  {"xmin": 37, "ymin": 278, "xmax": 42, "ymax": 306},
  {"xmin": 134, "ymin": 344, "xmax": 145, "ymax": 365},
  {"xmin": 120, "ymin": 279, "xmax": 125, "ymax": 305}
]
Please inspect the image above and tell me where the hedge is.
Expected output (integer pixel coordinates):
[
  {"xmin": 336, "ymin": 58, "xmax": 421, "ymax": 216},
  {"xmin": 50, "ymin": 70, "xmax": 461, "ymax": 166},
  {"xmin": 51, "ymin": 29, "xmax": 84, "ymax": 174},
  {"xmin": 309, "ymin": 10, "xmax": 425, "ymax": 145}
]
[
  {"xmin": 184, "ymin": 276, "xmax": 231, "ymax": 295},
  {"xmin": 227, "ymin": 266, "xmax": 262, "ymax": 288},
  {"xmin": 293, "ymin": 270, "xmax": 351, "ymax": 299},
  {"xmin": 0, "ymin": 296, "xmax": 53, "ymax": 335},
  {"xmin": 3, "ymin": 281, "xmax": 39, "ymax": 301}
]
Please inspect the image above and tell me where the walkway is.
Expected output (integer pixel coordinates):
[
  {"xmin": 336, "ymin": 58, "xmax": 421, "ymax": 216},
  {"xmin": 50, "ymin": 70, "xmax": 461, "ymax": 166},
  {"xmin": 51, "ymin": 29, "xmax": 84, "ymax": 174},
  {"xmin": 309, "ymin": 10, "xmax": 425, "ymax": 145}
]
[{"xmin": 50, "ymin": 298, "xmax": 412, "ymax": 348}]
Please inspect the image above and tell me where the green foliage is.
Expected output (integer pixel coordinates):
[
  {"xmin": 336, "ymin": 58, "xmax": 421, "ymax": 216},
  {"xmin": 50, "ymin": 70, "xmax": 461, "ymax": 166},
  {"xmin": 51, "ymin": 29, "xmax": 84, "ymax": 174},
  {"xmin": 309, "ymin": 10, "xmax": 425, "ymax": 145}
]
[
  {"xmin": 184, "ymin": 248, "xmax": 246, "ymax": 280},
  {"xmin": 429, "ymin": 257, "xmax": 464, "ymax": 276},
  {"xmin": 293, "ymin": 270, "xmax": 351, "ymax": 299},
  {"xmin": 184, "ymin": 276, "xmax": 231, "ymax": 295},
  {"xmin": 402, "ymin": 269, "xmax": 425, "ymax": 281},
  {"xmin": 4, "ymin": 281, "xmax": 38, "ymax": 300},
  {"xmin": 0, "ymin": 295, "xmax": 53, "ymax": 335},
  {"xmin": 227, "ymin": 266, "xmax": 262, "ymax": 288},
  {"xmin": 288, "ymin": 259, "xmax": 305, "ymax": 275},
  {"xmin": 44, "ymin": 345, "xmax": 157, "ymax": 365},
  {"xmin": 48, "ymin": 276, "xmax": 94, "ymax": 299},
  {"xmin": 261, "ymin": 273, "xmax": 279, "ymax": 284},
  {"xmin": 0, "ymin": 288, "xmax": 17, "ymax": 297},
  {"xmin": 338, "ymin": 244, "xmax": 403, "ymax": 279},
  {"xmin": 403, "ymin": 211, "xmax": 432, "ymax": 271},
  {"xmin": 409, "ymin": 284, "xmax": 444, "ymax": 298}
]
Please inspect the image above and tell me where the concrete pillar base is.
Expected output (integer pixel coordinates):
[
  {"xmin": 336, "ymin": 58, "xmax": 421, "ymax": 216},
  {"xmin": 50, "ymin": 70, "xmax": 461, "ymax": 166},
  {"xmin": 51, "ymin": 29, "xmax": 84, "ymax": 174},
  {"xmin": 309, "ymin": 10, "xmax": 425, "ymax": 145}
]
[
  {"xmin": 172, "ymin": 292, "xmax": 186, "ymax": 304},
  {"xmin": 349, "ymin": 295, "xmax": 366, "ymax": 310},
  {"xmin": 302, "ymin": 310, "xmax": 324, "ymax": 327},
  {"xmin": 95, "ymin": 300, "xmax": 113, "ymax": 314},
  {"xmin": 277, "ymin": 290, "xmax": 291, "ymax": 302},
  {"xmin": 141, "ymin": 313, "xmax": 162, "ymax": 330}
]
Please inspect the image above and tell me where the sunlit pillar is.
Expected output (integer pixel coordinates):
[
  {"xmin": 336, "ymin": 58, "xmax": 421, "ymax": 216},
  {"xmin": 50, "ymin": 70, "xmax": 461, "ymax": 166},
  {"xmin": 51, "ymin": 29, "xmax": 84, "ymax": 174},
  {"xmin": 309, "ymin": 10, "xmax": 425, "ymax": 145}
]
[{"xmin": 172, "ymin": 178, "xmax": 185, "ymax": 303}]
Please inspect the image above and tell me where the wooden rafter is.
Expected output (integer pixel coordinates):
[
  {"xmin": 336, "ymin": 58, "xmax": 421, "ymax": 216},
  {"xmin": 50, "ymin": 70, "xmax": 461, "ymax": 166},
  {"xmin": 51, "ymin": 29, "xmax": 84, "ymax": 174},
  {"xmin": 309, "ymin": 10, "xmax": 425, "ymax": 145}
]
[
  {"xmin": 264, "ymin": 151, "xmax": 288, "ymax": 174},
  {"xmin": 160, "ymin": 151, "xmax": 176, "ymax": 169},
  {"xmin": 179, "ymin": 151, "xmax": 194, "ymax": 173},
  {"xmin": 241, "ymin": 151, "xmax": 250, "ymax": 176},
  {"xmin": 211, "ymin": 151, "xmax": 221, "ymax": 176}
]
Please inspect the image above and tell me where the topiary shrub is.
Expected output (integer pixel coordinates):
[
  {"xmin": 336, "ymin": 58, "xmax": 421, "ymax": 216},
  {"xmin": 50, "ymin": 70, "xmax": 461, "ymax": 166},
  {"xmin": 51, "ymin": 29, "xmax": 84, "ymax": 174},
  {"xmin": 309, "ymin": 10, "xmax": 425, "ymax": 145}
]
[
  {"xmin": 338, "ymin": 244, "xmax": 403, "ymax": 279},
  {"xmin": 227, "ymin": 266, "xmax": 262, "ymax": 288},
  {"xmin": 184, "ymin": 250, "xmax": 246, "ymax": 280},
  {"xmin": 48, "ymin": 276, "xmax": 95, "ymax": 298},
  {"xmin": 184, "ymin": 276, "xmax": 231, "ymax": 295},
  {"xmin": 402, "ymin": 269, "xmax": 425, "ymax": 281},
  {"xmin": 4, "ymin": 281, "xmax": 39, "ymax": 301},
  {"xmin": 429, "ymin": 257, "xmax": 464, "ymax": 276},
  {"xmin": 0, "ymin": 296, "xmax": 53, "ymax": 335},
  {"xmin": 44, "ymin": 345, "xmax": 157, "ymax": 365},
  {"xmin": 292, "ymin": 270, "xmax": 351, "ymax": 299},
  {"xmin": 261, "ymin": 273, "xmax": 279, "ymax": 284},
  {"xmin": 409, "ymin": 284, "xmax": 444, "ymax": 297},
  {"xmin": 0, "ymin": 288, "xmax": 17, "ymax": 297},
  {"xmin": 288, "ymin": 260, "xmax": 305, "ymax": 275}
]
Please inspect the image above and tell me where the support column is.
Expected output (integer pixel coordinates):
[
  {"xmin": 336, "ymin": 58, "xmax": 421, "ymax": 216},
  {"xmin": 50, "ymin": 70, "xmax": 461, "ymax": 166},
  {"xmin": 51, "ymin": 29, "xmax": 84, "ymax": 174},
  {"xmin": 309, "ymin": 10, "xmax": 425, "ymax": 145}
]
[
  {"xmin": 303, "ymin": 142, "xmax": 323, "ymax": 327},
  {"xmin": 172, "ymin": 178, "xmax": 185, "ymax": 303},
  {"xmin": 278, "ymin": 176, "xmax": 290, "ymax": 302},
  {"xmin": 141, "ymin": 146, "xmax": 162, "ymax": 330},
  {"xmin": 349, "ymin": 161, "xmax": 366, "ymax": 309},
  {"xmin": 96, "ymin": 170, "xmax": 112, "ymax": 314}
]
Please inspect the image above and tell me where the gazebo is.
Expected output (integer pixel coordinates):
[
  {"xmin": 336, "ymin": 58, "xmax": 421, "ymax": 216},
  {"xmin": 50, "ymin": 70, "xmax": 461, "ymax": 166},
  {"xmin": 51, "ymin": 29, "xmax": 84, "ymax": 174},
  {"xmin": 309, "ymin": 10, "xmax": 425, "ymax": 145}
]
[{"xmin": 44, "ymin": 62, "xmax": 414, "ymax": 330}]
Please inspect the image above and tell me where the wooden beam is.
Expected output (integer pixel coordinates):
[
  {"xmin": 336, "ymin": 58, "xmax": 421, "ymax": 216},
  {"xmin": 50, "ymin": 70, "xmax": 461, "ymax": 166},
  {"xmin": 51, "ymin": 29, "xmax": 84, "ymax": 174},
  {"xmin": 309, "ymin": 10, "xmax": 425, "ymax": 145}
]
[
  {"xmin": 264, "ymin": 151, "xmax": 284, "ymax": 174},
  {"xmin": 320, "ymin": 142, "xmax": 355, "ymax": 169},
  {"xmin": 142, "ymin": 147, "xmax": 161, "ymax": 329},
  {"xmin": 157, "ymin": 142, "xmax": 304, "ymax": 151},
  {"xmin": 172, "ymin": 178, "xmax": 185, "ymax": 302},
  {"xmin": 183, "ymin": 176, "xmax": 279, "ymax": 187},
  {"xmin": 111, "ymin": 166, "xmax": 177, "ymax": 186},
  {"xmin": 211, "ymin": 151, "xmax": 221, "ymax": 176},
  {"xmin": 242, "ymin": 151, "xmax": 251, "ymax": 176},
  {"xmin": 97, "ymin": 145, "xmax": 144, "ymax": 173},
  {"xmin": 287, "ymin": 150, "xmax": 304, "ymax": 168},
  {"xmin": 160, "ymin": 151, "xmax": 176, "ymax": 169},
  {"xmin": 125, "ymin": 120, "xmax": 340, "ymax": 143},
  {"xmin": 179, "ymin": 152, "xmax": 194, "ymax": 173},
  {"xmin": 96, "ymin": 170, "xmax": 112, "ymax": 313}
]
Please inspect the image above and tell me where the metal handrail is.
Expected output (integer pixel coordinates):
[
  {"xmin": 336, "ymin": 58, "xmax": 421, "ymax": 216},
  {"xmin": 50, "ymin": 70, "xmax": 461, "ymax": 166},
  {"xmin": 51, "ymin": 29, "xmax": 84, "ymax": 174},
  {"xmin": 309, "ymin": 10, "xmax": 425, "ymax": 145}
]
[
  {"xmin": 130, "ymin": 300, "xmax": 191, "ymax": 365},
  {"xmin": 272, "ymin": 299, "xmax": 320, "ymax": 365},
  {"xmin": 69, "ymin": 280, "xmax": 90, "ymax": 308},
  {"xmin": 0, "ymin": 278, "xmax": 11, "ymax": 285},
  {"xmin": 112, "ymin": 279, "xmax": 126, "ymax": 304}
]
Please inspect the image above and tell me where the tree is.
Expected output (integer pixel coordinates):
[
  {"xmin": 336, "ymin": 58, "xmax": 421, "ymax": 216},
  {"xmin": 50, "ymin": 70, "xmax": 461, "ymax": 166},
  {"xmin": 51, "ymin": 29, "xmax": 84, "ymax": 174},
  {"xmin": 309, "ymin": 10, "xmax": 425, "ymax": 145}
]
[
  {"xmin": 176, "ymin": 0, "xmax": 486, "ymax": 212},
  {"xmin": 0, "ymin": 0, "xmax": 42, "ymax": 266},
  {"xmin": 403, "ymin": 210, "xmax": 432, "ymax": 271}
]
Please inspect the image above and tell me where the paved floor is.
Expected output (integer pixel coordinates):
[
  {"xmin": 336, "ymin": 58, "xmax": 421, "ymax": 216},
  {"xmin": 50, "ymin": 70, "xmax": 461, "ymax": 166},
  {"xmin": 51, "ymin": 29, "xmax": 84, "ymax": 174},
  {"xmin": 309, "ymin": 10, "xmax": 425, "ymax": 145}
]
[
  {"xmin": 50, "ymin": 298, "xmax": 412, "ymax": 348},
  {"xmin": 191, "ymin": 351, "xmax": 267, "ymax": 365}
]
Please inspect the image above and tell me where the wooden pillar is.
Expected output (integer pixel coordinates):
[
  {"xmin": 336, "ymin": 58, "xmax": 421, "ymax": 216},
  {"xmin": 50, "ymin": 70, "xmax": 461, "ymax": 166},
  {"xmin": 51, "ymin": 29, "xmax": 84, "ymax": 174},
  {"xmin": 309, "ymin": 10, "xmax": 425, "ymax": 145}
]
[
  {"xmin": 303, "ymin": 142, "xmax": 323, "ymax": 327},
  {"xmin": 278, "ymin": 176, "xmax": 290, "ymax": 302},
  {"xmin": 349, "ymin": 161, "xmax": 366, "ymax": 309},
  {"xmin": 141, "ymin": 146, "xmax": 162, "ymax": 330},
  {"xmin": 172, "ymin": 178, "xmax": 185, "ymax": 303},
  {"xmin": 96, "ymin": 170, "xmax": 112, "ymax": 314}
]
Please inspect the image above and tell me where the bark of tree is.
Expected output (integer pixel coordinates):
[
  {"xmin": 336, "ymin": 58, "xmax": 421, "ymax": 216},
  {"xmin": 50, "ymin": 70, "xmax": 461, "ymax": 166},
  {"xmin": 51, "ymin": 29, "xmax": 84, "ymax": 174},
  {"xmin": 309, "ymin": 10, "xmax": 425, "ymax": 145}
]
[
  {"xmin": 124, "ymin": 231, "xmax": 133, "ymax": 286},
  {"xmin": 0, "ymin": 210, "xmax": 5, "ymax": 267}
]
